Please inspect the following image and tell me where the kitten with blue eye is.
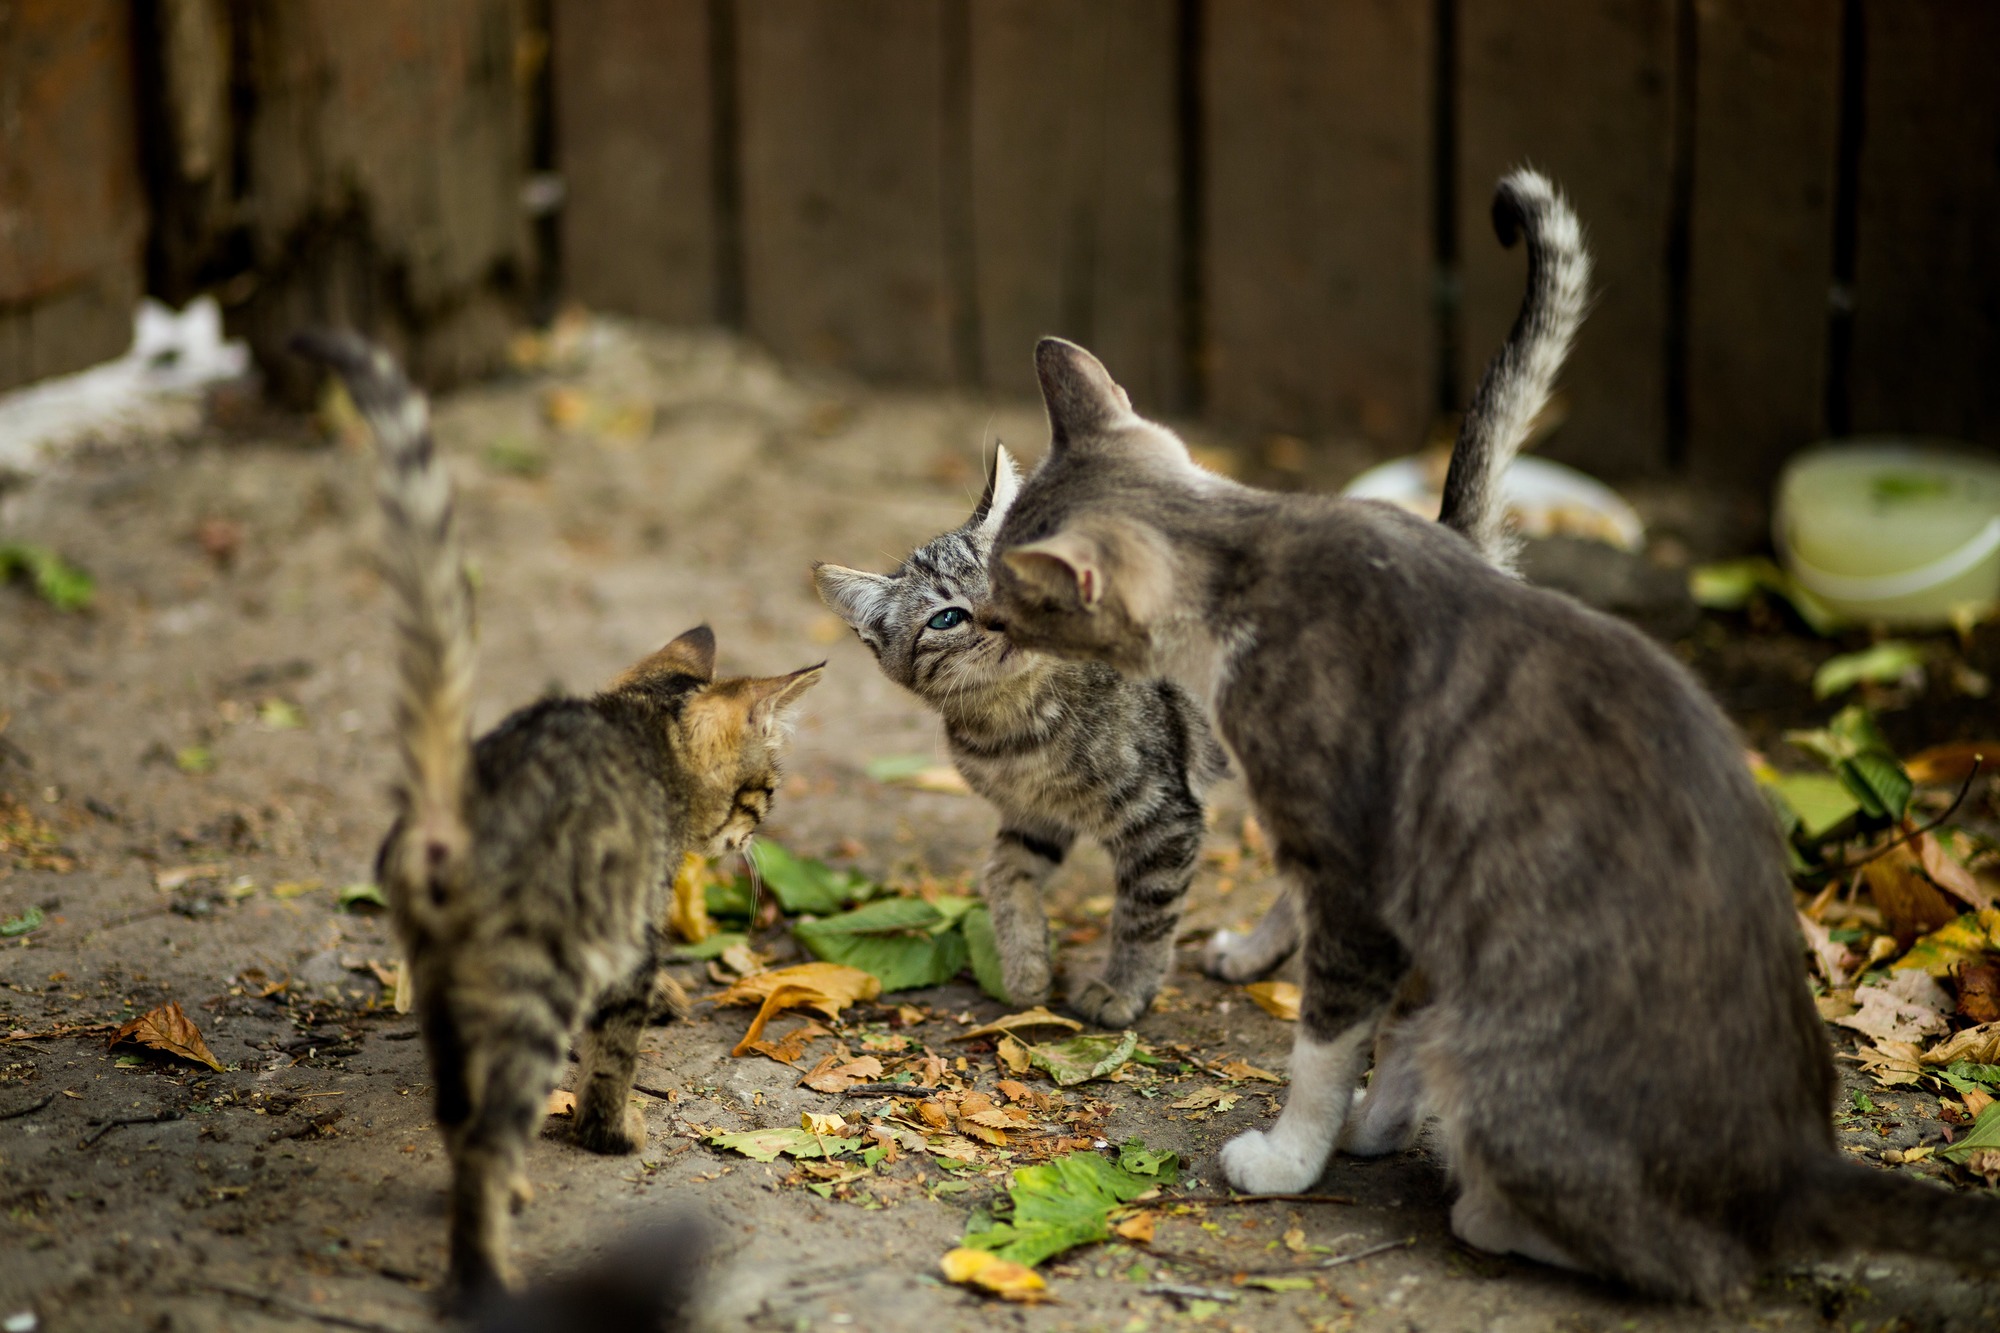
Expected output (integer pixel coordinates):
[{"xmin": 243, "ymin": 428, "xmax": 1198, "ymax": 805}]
[
  {"xmin": 811, "ymin": 175, "xmax": 1583, "ymax": 1026},
  {"xmin": 982, "ymin": 171, "xmax": 2000, "ymax": 1303}
]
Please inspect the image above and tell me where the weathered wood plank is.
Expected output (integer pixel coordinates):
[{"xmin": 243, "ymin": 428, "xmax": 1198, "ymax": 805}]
[
  {"xmin": 0, "ymin": 0, "xmax": 143, "ymax": 390},
  {"xmin": 1684, "ymin": 0, "xmax": 1842, "ymax": 487},
  {"xmin": 736, "ymin": 0, "xmax": 957, "ymax": 382},
  {"xmin": 968, "ymin": 0, "xmax": 1180, "ymax": 408},
  {"xmin": 1849, "ymin": 0, "xmax": 2000, "ymax": 446},
  {"xmin": 553, "ymin": 0, "xmax": 717, "ymax": 325},
  {"xmin": 1203, "ymin": 0, "xmax": 1433, "ymax": 446},
  {"xmin": 1458, "ymin": 0, "xmax": 1677, "ymax": 476}
]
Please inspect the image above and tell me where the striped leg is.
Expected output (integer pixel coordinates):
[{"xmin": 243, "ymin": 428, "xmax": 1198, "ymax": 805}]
[
  {"xmin": 980, "ymin": 824, "xmax": 1075, "ymax": 1008},
  {"xmin": 574, "ymin": 974, "xmax": 652, "ymax": 1155},
  {"xmin": 1073, "ymin": 795, "xmax": 1204, "ymax": 1028}
]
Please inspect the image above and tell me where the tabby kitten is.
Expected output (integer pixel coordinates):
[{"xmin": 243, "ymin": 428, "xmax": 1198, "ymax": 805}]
[
  {"xmin": 812, "ymin": 170, "xmax": 1587, "ymax": 1026},
  {"xmin": 984, "ymin": 173, "xmax": 2000, "ymax": 1303},
  {"xmin": 295, "ymin": 333, "xmax": 822, "ymax": 1309}
]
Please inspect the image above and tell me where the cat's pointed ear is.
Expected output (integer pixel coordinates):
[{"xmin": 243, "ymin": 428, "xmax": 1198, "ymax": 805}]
[
  {"xmin": 1036, "ymin": 338, "xmax": 1132, "ymax": 450},
  {"xmin": 811, "ymin": 563, "xmax": 891, "ymax": 629},
  {"xmin": 613, "ymin": 624, "xmax": 716, "ymax": 686},
  {"xmin": 745, "ymin": 663, "xmax": 825, "ymax": 734},
  {"xmin": 968, "ymin": 444, "xmax": 1023, "ymax": 537},
  {"xmin": 1002, "ymin": 529, "xmax": 1106, "ymax": 609}
]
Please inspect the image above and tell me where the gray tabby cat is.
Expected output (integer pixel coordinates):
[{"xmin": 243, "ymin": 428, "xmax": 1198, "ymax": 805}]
[
  {"xmin": 983, "ymin": 172, "xmax": 2000, "ymax": 1303},
  {"xmin": 296, "ymin": 333, "xmax": 821, "ymax": 1309},
  {"xmin": 811, "ymin": 170, "xmax": 1587, "ymax": 1027}
]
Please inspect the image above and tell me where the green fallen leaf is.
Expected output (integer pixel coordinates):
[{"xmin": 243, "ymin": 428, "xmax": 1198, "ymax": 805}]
[
  {"xmin": 257, "ymin": 699, "xmax": 305, "ymax": 730},
  {"xmin": 863, "ymin": 754, "xmax": 935, "ymax": 782},
  {"xmin": 1240, "ymin": 1275, "xmax": 1317, "ymax": 1292},
  {"xmin": 1893, "ymin": 913, "xmax": 1995, "ymax": 977},
  {"xmin": 1935, "ymin": 1062, "xmax": 2000, "ymax": 1098},
  {"xmin": 1759, "ymin": 770, "xmax": 1861, "ymax": 841},
  {"xmin": 1938, "ymin": 1099, "xmax": 2000, "ymax": 1164},
  {"xmin": 964, "ymin": 1148, "xmax": 1175, "ymax": 1268},
  {"xmin": 0, "ymin": 906, "xmax": 45, "ymax": 938},
  {"xmin": 793, "ymin": 895, "xmax": 969, "ymax": 992},
  {"xmin": 669, "ymin": 930, "xmax": 748, "ymax": 961},
  {"xmin": 749, "ymin": 841, "xmax": 878, "ymax": 916},
  {"xmin": 706, "ymin": 1127, "xmax": 862, "ymax": 1163},
  {"xmin": 483, "ymin": 436, "xmax": 549, "ymax": 478},
  {"xmin": 962, "ymin": 904, "xmax": 1010, "ymax": 1003},
  {"xmin": 1688, "ymin": 557, "xmax": 1842, "ymax": 635},
  {"xmin": 336, "ymin": 882, "xmax": 387, "ymax": 911},
  {"xmin": 1028, "ymin": 1029, "xmax": 1140, "ymax": 1087},
  {"xmin": 1786, "ymin": 705, "xmax": 1912, "ymax": 822},
  {"xmin": 0, "ymin": 543, "xmax": 94, "ymax": 612},
  {"xmin": 1813, "ymin": 641, "xmax": 1929, "ymax": 700},
  {"xmin": 1117, "ymin": 1137, "xmax": 1180, "ymax": 1179},
  {"xmin": 175, "ymin": 746, "xmax": 215, "ymax": 775}
]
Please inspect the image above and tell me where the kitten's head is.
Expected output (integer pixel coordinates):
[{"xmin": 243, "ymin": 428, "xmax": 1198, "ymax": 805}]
[
  {"xmin": 608, "ymin": 625, "xmax": 824, "ymax": 854},
  {"xmin": 987, "ymin": 339, "xmax": 1210, "ymax": 675},
  {"xmin": 813, "ymin": 447, "xmax": 1038, "ymax": 703}
]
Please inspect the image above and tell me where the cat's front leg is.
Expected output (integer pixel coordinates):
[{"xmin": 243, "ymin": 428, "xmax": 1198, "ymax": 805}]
[
  {"xmin": 1220, "ymin": 898, "xmax": 1404, "ymax": 1194},
  {"xmin": 979, "ymin": 824, "xmax": 1074, "ymax": 1007},
  {"xmin": 1202, "ymin": 879, "xmax": 1302, "ymax": 983},
  {"xmin": 1074, "ymin": 800, "xmax": 1204, "ymax": 1028}
]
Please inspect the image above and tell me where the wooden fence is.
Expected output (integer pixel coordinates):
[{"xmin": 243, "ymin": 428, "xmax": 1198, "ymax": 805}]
[{"xmin": 3, "ymin": 1, "xmax": 1995, "ymax": 490}]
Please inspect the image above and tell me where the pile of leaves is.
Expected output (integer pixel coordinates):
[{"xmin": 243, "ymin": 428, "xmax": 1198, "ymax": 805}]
[{"xmin": 1759, "ymin": 705, "xmax": 2000, "ymax": 1180}]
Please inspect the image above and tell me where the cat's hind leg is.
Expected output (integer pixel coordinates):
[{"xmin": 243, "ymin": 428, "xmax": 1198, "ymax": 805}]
[
  {"xmin": 980, "ymin": 824, "xmax": 1075, "ymax": 1008},
  {"xmin": 1075, "ymin": 794, "xmax": 1205, "ymax": 1027},
  {"xmin": 1341, "ymin": 970, "xmax": 1433, "ymax": 1158},
  {"xmin": 1202, "ymin": 880, "xmax": 1300, "ymax": 983},
  {"xmin": 574, "ymin": 973, "xmax": 652, "ymax": 1155}
]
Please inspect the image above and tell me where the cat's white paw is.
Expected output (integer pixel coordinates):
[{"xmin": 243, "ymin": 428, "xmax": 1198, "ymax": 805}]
[
  {"xmin": 1219, "ymin": 1128, "xmax": 1324, "ymax": 1195},
  {"xmin": 1202, "ymin": 928, "xmax": 1282, "ymax": 983},
  {"xmin": 1069, "ymin": 977, "xmax": 1148, "ymax": 1029}
]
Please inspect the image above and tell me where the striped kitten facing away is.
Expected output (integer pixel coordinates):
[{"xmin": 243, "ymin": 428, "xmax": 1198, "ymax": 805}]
[
  {"xmin": 812, "ymin": 170, "xmax": 1587, "ymax": 1028},
  {"xmin": 985, "ymin": 173, "xmax": 2000, "ymax": 1303},
  {"xmin": 295, "ymin": 333, "xmax": 822, "ymax": 1309}
]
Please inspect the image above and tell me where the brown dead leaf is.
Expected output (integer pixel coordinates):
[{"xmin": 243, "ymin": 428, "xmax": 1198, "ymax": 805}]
[
  {"xmin": 939, "ymin": 1248, "xmax": 1047, "ymax": 1303},
  {"xmin": 1283, "ymin": 1225, "xmax": 1308, "ymax": 1253},
  {"xmin": 1964, "ymin": 1087, "xmax": 1995, "ymax": 1117},
  {"xmin": 668, "ymin": 852, "xmax": 713, "ymax": 944},
  {"xmin": 1833, "ymin": 973, "xmax": 1952, "ymax": 1045},
  {"xmin": 1918, "ymin": 832, "xmax": 1995, "ymax": 910},
  {"xmin": 1216, "ymin": 1058, "xmax": 1284, "ymax": 1083},
  {"xmin": 543, "ymin": 386, "xmax": 592, "ymax": 429},
  {"xmin": 109, "ymin": 1001, "xmax": 223, "ymax": 1072},
  {"xmin": 153, "ymin": 864, "xmax": 225, "ymax": 892},
  {"xmin": 1865, "ymin": 846, "xmax": 1960, "ymax": 941},
  {"xmin": 1963, "ymin": 1147, "xmax": 2000, "ymax": 1186},
  {"xmin": 1854, "ymin": 1039, "xmax": 1926, "ymax": 1087},
  {"xmin": 864, "ymin": 1125, "xmax": 902, "ymax": 1163},
  {"xmin": 798, "ymin": 1054, "xmax": 883, "ymax": 1093},
  {"xmin": 1904, "ymin": 741, "xmax": 2000, "ymax": 787},
  {"xmin": 545, "ymin": 1089, "xmax": 576, "ymax": 1117},
  {"xmin": 749, "ymin": 1020, "xmax": 830, "ymax": 1066},
  {"xmin": 1113, "ymin": 1211, "xmax": 1156, "ymax": 1244},
  {"xmin": 956, "ymin": 1007, "xmax": 1083, "ymax": 1042},
  {"xmin": 1244, "ymin": 981, "xmax": 1301, "ymax": 1022},
  {"xmin": 995, "ymin": 1033, "xmax": 1031, "ymax": 1075},
  {"xmin": 1923, "ymin": 1021, "xmax": 2000, "ymax": 1066},
  {"xmin": 1798, "ymin": 912, "xmax": 1857, "ymax": 988},
  {"xmin": 915, "ymin": 1100, "xmax": 952, "ymax": 1131},
  {"xmin": 713, "ymin": 963, "xmax": 882, "ymax": 1058},
  {"xmin": 1956, "ymin": 959, "xmax": 2000, "ymax": 1024}
]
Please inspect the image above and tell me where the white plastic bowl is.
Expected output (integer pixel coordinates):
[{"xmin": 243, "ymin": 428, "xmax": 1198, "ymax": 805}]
[
  {"xmin": 1341, "ymin": 452, "xmax": 1645, "ymax": 552},
  {"xmin": 1774, "ymin": 441, "xmax": 2000, "ymax": 628}
]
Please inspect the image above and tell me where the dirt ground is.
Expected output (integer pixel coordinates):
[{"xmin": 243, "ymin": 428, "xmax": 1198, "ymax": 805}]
[{"xmin": 2, "ymin": 319, "xmax": 1997, "ymax": 1333}]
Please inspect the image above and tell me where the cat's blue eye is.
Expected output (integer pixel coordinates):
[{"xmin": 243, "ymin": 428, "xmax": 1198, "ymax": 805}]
[{"xmin": 927, "ymin": 608, "xmax": 970, "ymax": 631}]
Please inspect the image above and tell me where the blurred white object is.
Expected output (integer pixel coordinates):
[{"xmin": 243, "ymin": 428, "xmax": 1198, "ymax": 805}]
[
  {"xmin": 0, "ymin": 297, "xmax": 250, "ymax": 473},
  {"xmin": 1775, "ymin": 440, "xmax": 2000, "ymax": 627},
  {"xmin": 1341, "ymin": 451, "xmax": 1645, "ymax": 552}
]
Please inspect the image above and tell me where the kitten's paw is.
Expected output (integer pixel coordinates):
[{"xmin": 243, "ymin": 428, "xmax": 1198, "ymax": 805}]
[
  {"xmin": 507, "ymin": 1170, "xmax": 536, "ymax": 1214},
  {"xmin": 1219, "ymin": 1128, "xmax": 1325, "ymax": 1195},
  {"xmin": 575, "ymin": 1102, "xmax": 647, "ymax": 1155},
  {"xmin": 1202, "ymin": 929, "xmax": 1278, "ymax": 983},
  {"xmin": 1000, "ymin": 960, "xmax": 1052, "ymax": 1011},
  {"xmin": 1068, "ymin": 977, "xmax": 1149, "ymax": 1029}
]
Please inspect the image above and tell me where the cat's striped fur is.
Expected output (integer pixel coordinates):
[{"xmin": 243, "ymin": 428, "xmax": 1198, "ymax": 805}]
[
  {"xmin": 985, "ymin": 174, "xmax": 2000, "ymax": 1303},
  {"xmin": 813, "ymin": 169, "xmax": 1587, "ymax": 1026},
  {"xmin": 295, "ymin": 332, "xmax": 822, "ymax": 1308}
]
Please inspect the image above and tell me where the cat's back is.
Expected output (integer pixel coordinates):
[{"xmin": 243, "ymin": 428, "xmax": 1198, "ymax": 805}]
[{"xmin": 467, "ymin": 698, "xmax": 665, "ymax": 877}]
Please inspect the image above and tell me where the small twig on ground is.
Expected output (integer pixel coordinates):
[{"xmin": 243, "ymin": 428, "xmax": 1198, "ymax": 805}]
[
  {"xmin": 633, "ymin": 1082, "xmax": 678, "ymax": 1100},
  {"xmin": 1147, "ymin": 1235, "xmax": 1412, "ymax": 1279},
  {"xmin": 1315, "ymin": 1237, "xmax": 1416, "ymax": 1269},
  {"xmin": 0, "ymin": 1092, "xmax": 55, "ymax": 1121},
  {"xmin": 195, "ymin": 1280, "xmax": 415, "ymax": 1333},
  {"xmin": 80, "ymin": 1109, "xmax": 182, "ymax": 1148},
  {"xmin": 1161, "ymin": 1192, "xmax": 1358, "ymax": 1207},
  {"xmin": 835, "ymin": 1082, "xmax": 927, "ymax": 1097},
  {"xmin": 1142, "ymin": 1282, "xmax": 1239, "ymax": 1304},
  {"xmin": 1832, "ymin": 758, "xmax": 1983, "ymax": 873}
]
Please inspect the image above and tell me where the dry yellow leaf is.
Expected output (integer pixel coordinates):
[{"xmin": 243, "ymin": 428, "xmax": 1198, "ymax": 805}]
[
  {"xmin": 543, "ymin": 386, "xmax": 591, "ymax": 428},
  {"xmin": 801, "ymin": 1111, "xmax": 846, "ymax": 1135},
  {"xmin": 1114, "ymin": 1211, "xmax": 1156, "ymax": 1244},
  {"xmin": 939, "ymin": 1248, "xmax": 1048, "ymax": 1302},
  {"xmin": 668, "ymin": 852, "xmax": 713, "ymax": 944},
  {"xmin": 110, "ymin": 1001, "xmax": 223, "ymax": 1072},
  {"xmin": 798, "ymin": 1053, "xmax": 882, "ymax": 1092},
  {"xmin": 545, "ymin": 1089, "xmax": 577, "ymax": 1117},
  {"xmin": 1923, "ymin": 1021, "xmax": 2000, "ymax": 1066},
  {"xmin": 1217, "ymin": 1058, "xmax": 1284, "ymax": 1083},
  {"xmin": 956, "ymin": 1007, "xmax": 1083, "ymax": 1042},
  {"xmin": 995, "ymin": 1033, "xmax": 1031, "ymax": 1075},
  {"xmin": 1283, "ymin": 1225, "xmax": 1308, "ymax": 1253},
  {"xmin": 1245, "ymin": 981, "xmax": 1301, "ymax": 1022},
  {"xmin": 713, "ymin": 962, "xmax": 882, "ymax": 1058},
  {"xmin": 1964, "ymin": 1088, "xmax": 1994, "ymax": 1117}
]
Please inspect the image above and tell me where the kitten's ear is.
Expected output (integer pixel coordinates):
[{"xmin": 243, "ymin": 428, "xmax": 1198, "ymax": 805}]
[
  {"xmin": 811, "ymin": 563, "xmax": 892, "ymax": 630},
  {"xmin": 745, "ymin": 663, "xmax": 825, "ymax": 734},
  {"xmin": 968, "ymin": 444, "xmax": 1022, "ymax": 537},
  {"xmin": 1002, "ymin": 529, "xmax": 1106, "ymax": 609},
  {"xmin": 613, "ymin": 624, "xmax": 717, "ymax": 686},
  {"xmin": 1036, "ymin": 338, "xmax": 1132, "ymax": 450}
]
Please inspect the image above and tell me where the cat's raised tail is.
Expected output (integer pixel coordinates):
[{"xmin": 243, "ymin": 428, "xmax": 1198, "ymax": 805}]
[
  {"xmin": 1782, "ymin": 1154, "xmax": 2000, "ymax": 1275},
  {"xmin": 292, "ymin": 331, "xmax": 474, "ymax": 913},
  {"xmin": 1438, "ymin": 169, "xmax": 1592, "ymax": 575}
]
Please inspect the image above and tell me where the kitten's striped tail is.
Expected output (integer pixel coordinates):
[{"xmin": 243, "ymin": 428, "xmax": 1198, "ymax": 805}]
[
  {"xmin": 1438, "ymin": 169, "xmax": 1592, "ymax": 576},
  {"xmin": 293, "ymin": 331, "xmax": 474, "ymax": 910}
]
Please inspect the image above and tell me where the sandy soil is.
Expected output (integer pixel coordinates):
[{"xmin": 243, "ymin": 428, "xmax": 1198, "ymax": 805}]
[{"xmin": 1, "ymin": 320, "xmax": 1996, "ymax": 1333}]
